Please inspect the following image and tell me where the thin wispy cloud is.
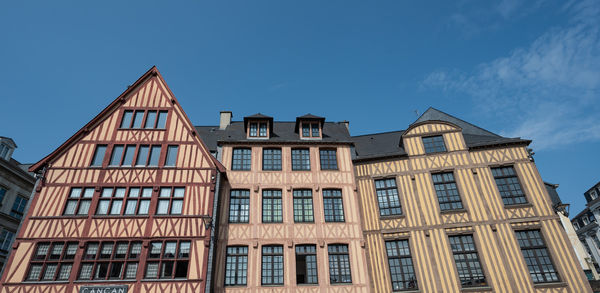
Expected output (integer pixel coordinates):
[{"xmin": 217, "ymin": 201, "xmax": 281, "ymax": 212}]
[{"xmin": 424, "ymin": 0, "xmax": 600, "ymax": 150}]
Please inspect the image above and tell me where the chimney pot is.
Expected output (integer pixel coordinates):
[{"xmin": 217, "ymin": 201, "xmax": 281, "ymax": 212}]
[{"xmin": 220, "ymin": 111, "xmax": 232, "ymax": 130}]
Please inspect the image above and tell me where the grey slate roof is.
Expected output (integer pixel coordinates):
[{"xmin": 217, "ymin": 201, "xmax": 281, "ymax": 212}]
[
  {"xmin": 544, "ymin": 182, "xmax": 562, "ymax": 207},
  {"xmin": 196, "ymin": 121, "xmax": 352, "ymax": 152},
  {"xmin": 352, "ymin": 107, "xmax": 530, "ymax": 161}
]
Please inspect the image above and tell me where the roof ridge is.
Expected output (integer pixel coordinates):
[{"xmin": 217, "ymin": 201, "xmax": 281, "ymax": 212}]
[
  {"xmin": 415, "ymin": 107, "xmax": 501, "ymax": 137},
  {"xmin": 351, "ymin": 130, "xmax": 405, "ymax": 137}
]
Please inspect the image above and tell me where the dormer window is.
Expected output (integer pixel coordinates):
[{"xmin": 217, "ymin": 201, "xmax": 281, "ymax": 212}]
[
  {"xmin": 296, "ymin": 114, "xmax": 325, "ymax": 139},
  {"xmin": 244, "ymin": 113, "xmax": 273, "ymax": 139},
  {"xmin": 0, "ymin": 137, "xmax": 17, "ymax": 161},
  {"xmin": 591, "ymin": 190, "xmax": 598, "ymax": 200},
  {"xmin": 302, "ymin": 123, "xmax": 320, "ymax": 138},
  {"xmin": 249, "ymin": 122, "xmax": 268, "ymax": 138}
]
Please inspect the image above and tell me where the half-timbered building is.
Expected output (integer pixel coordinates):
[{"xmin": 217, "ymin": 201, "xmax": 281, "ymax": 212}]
[
  {"xmin": 351, "ymin": 107, "xmax": 592, "ymax": 293},
  {"xmin": 196, "ymin": 113, "xmax": 371, "ymax": 292},
  {"xmin": 0, "ymin": 67, "xmax": 224, "ymax": 293}
]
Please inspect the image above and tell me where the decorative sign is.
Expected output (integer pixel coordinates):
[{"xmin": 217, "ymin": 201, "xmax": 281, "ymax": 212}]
[{"xmin": 79, "ymin": 285, "xmax": 128, "ymax": 293}]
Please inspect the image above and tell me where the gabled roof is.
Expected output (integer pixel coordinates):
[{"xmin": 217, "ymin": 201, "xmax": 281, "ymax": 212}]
[
  {"xmin": 29, "ymin": 66, "xmax": 224, "ymax": 173},
  {"xmin": 243, "ymin": 113, "xmax": 274, "ymax": 133},
  {"xmin": 0, "ymin": 136, "xmax": 17, "ymax": 148},
  {"xmin": 295, "ymin": 113, "xmax": 325, "ymax": 132}
]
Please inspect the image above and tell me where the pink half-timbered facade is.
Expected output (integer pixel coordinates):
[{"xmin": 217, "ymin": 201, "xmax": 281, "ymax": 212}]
[{"xmin": 0, "ymin": 67, "xmax": 224, "ymax": 293}]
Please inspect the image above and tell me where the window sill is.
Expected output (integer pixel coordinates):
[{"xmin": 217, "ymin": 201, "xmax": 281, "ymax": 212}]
[
  {"xmin": 461, "ymin": 286, "xmax": 492, "ymax": 292},
  {"xmin": 504, "ymin": 203, "xmax": 533, "ymax": 209},
  {"xmin": 21, "ymin": 281, "xmax": 70, "ymax": 284},
  {"xmin": 440, "ymin": 209, "xmax": 468, "ymax": 214},
  {"xmin": 140, "ymin": 278, "xmax": 195, "ymax": 282},
  {"xmin": 533, "ymin": 282, "xmax": 567, "ymax": 288},
  {"xmin": 117, "ymin": 128, "xmax": 166, "ymax": 131},
  {"xmin": 380, "ymin": 214, "xmax": 406, "ymax": 220},
  {"xmin": 297, "ymin": 283, "xmax": 319, "ymax": 286},
  {"xmin": 74, "ymin": 279, "xmax": 135, "ymax": 283},
  {"xmin": 92, "ymin": 215, "xmax": 150, "ymax": 219}
]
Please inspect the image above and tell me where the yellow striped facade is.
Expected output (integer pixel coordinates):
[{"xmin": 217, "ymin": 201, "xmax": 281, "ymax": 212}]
[{"xmin": 355, "ymin": 122, "xmax": 591, "ymax": 293}]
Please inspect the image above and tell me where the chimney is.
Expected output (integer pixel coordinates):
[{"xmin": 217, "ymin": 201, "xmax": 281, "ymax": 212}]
[
  {"xmin": 339, "ymin": 120, "xmax": 350, "ymax": 132},
  {"xmin": 219, "ymin": 111, "xmax": 232, "ymax": 130}
]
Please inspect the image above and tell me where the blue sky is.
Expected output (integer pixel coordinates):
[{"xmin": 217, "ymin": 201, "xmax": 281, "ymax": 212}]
[{"xmin": 1, "ymin": 0, "xmax": 598, "ymax": 215}]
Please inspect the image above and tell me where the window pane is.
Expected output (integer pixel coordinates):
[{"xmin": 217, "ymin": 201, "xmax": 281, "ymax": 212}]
[
  {"xmin": 135, "ymin": 145, "xmax": 149, "ymax": 166},
  {"xmin": 320, "ymin": 149, "xmax": 337, "ymax": 170},
  {"xmin": 132, "ymin": 111, "xmax": 144, "ymax": 128},
  {"xmin": 249, "ymin": 123, "xmax": 258, "ymax": 137},
  {"xmin": 311, "ymin": 123, "xmax": 319, "ymax": 137},
  {"xmin": 110, "ymin": 201, "xmax": 123, "ymax": 215},
  {"xmin": 232, "ymin": 148, "xmax": 251, "ymax": 171},
  {"xmin": 386, "ymin": 240, "xmax": 417, "ymax": 290},
  {"xmin": 448, "ymin": 235, "xmax": 486, "ymax": 287},
  {"xmin": 375, "ymin": 178, "xmax": 402, "ymax": 216},
  {"xmin": 144, "ymin": 111, "xmax": 157, "ymax": 129},
  {"xmin": 110, "ymin": 145, "xmax": 124, "ymax": 166},
  {"xmin": 91, "ymin": 145, "xmax": 107, "ymax": 166},
  {"xmin": 422, "ymin": 135, "xmax": 447, "ymax": 153},
  {"xmin": 171, "ymin": 200, "xmax": 183, "ymax": 214},
  {"xmin": 157, "ymin": 200, "xmax": 170, "ymax": 215},
  {"xmin": 120, "ymin": 110, "xmax": 133, "ymax": 128},
  {"xmin": 125, "ymin": 263, "xmax": 138, "ymax": 279},
  {"xmin": 96, "ymin": 200, "xmax": 110, "ymax": 215},
  {"xmin": 122, "ymin": 145, "xmax": 136, "ymax": 166},
  {"xmin": 432, "ymin": 172, "xmax": 464, "ymax": 211},
  {"xmin": 64, "ymin": 200, "xmax": 77, "ymax": 215},
  {"xmin": 148, "ymin": 146, "xmax": 161, "ymax": 166},
  {"xmin": 259, "ymin": 123, "xmax": 267, "ymax": 137},
  {"xmin": 165, "ymin": 146, "xmax": 178, "ymax": 166},
  {"xmin": 138, "ymin": 200, "xmax": 150, "ymax": 215},
  {"xmin": 79, "ymin": 263, "xmax": 93, "ymax": 280},
  {"xmin": 156, "ymin": 111, "xmax": 168, "ymax": 129},
  {"xmin": 125, "ymin": 200, "xmax": 137, "ymax": 215},
  {"xmin": 292, "ymin": 149, "xmax": 310, "ymax": 171}
]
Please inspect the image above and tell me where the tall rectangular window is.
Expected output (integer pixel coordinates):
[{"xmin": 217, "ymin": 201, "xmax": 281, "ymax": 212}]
[
  {"xmin": 292, "ymin": 149, "xmax": 310, "ymax": 171},
  {"xmin": 375, "ymin": 178, "xmax": 402, "ymax": 216},
  {"xmin": 135, "ymin": 145, "xmax": 149, "ymax": 166},
  {"xmin": 259, "ymin": 123, "xmax": 268, "ymax": 137},
  {"xmin": 63, "ymin": 187, "xmax": 94, "ymax": 215},
  {"xmin": 232, "ymin": 148, "xmax": 251, "ymax": 171},
  {"xmin": 422, "ymin": 135, "xmax": 446, "ymax": 153},
  {"xmin": 302, "ymin": 124, "xmax": 310, "ymax": 137},
  {"xmin": 319, "ymin": 149, "xmax": 338, "ymax": 170},
  {"xmin": 386, "ymin": 240, "xmax": 418, "ymax": 291},
  {"xmin": 165, "ymin": 145, "xmax": 179, "ymax": 167},
  {"xmin": 132, "ymin": 111, "xmax": 144, "ymax": 128},
  {"xmin": 120, "ymin": 110, "xmax": 133, "ymax": 128},
  {"xmin": 10, "ymin": 196, "xmax": 27, "ymax": 219},
  {"xmin": 225, "ymin": 246, "xmax": 248, "ymax": 286},
  {"xmin": 491, "ymin": 166, "xmax": 527, "ymax": 205},
  {"xmin": 249, "ymin": 123, "xmax": 258, "ymax": 137},
  {"xmin": 262, "ymin": 148, "xmax": 281, "ymax": 171},
  {"xmin": 328, "ymin": 244, "xmax": 352, "ymax": 284},
  {"xmin": 78, "ymin": 241, "xmax": 141, "ymax": 280},
  {"xmin": 144, "ymin": 240, "xmax": 190, "ymax": 279},
  {"xmin": 448, "ymin": 235, "xmax": 487, "ymax": 287},
  {"xmin": 156, "ymin": 187, "xmax": 184, "ymax": 215},
  {"xmin": 229, "ymin": 190, "xmax": 250, "ymax": 223},
  {"xmin": 515, "ymin": 230, "xmax": 559, "ymax": 283},
  {"xmin": 323, "ymin": 189, "xmax": 344, "ymax": 222},
  {"xmin": 91, "ymin": 145, "xmax": 107, "ymax": 167},
  {"xmin": 262, "ymin": 190, "xmax": 282, "ymax": 223},
  {"xmin": 311, "ymin": 123, "xmax": 320, "ymax": 137},
  {"xmin": 432, "ymin": 172, "xmax": 463, "ymax": 211},
  {"xmin": 27, "ymin": 242, "xmax": 78, "ymax": 281},
  {"xmin": 296, "ymin": 245, "xmax": 318, "ymax": 285},
  {"xmin": 156, "ymin": 111, "xmax": 168, "ymax": 129},
  {"xmin": 144, "ymin": 111, "xmax": 157, "ymax": 129},
  {"xmin": 293, "ymin": 189, "xmax": 314, "ymax": 222},
  {"xmin": 122, "ymin": 145, "xmax": 136, "ymax": 166},
  {"xmin": 262, "ymin": 245, "xmax": 283, "ymax": 285},
  {"xmin": 0, "ymin": 230, "xmax": 15, "ymax": 252}
]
